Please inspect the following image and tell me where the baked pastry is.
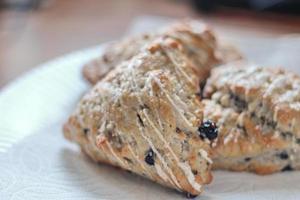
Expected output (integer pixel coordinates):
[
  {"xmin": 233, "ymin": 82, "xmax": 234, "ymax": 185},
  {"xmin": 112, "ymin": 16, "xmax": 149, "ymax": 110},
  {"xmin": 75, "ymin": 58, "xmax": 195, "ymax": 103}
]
[
  {"xmin": 82, "ymin": 33, "xmax": 155, "ymax": 84},
  {"xmin": 203, "ymin": 63, "xmax": 300, "ymax": 174},
  {"xmin": 64, "ymin": 36, "xmax": 219, "ymax": 196},
  {"xmin": 82, "ymin": 20, "xmax": 242, "ymax": 85}
]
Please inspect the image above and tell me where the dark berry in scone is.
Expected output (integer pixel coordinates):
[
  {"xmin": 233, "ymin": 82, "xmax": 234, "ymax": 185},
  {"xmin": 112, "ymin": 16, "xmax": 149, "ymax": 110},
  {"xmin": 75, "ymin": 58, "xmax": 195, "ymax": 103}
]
[
  {"xmin": 198, "ymin": 120, "xmax": 218, "ymax": 141},
  {"xmin": 145, "ymin": 148, "xmax": 155, "ymax": 166}
]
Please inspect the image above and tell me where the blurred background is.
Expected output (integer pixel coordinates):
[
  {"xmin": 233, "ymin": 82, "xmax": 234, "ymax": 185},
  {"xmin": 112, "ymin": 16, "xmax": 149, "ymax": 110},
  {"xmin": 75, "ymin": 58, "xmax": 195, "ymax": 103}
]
[{"xmin": 0, "ymin": 0, "xmax": 299, "ymax": 88}]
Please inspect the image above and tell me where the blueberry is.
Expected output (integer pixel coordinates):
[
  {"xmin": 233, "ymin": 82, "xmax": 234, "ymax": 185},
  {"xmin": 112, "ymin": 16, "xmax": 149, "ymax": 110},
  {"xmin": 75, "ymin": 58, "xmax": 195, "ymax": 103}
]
[
  {"xmin": 244, "ymin": 157, "xmax": 252, "ymax": 162},
  {"xmin": 230, "ymin": 93, "xmax": 247, "ymax": 111},
  {"xmin": 281, "ymin": 132, "xmax": 293, "ymax": 139},
  {"xmin": 83, "ymin": 128, "xmax": 89, "ymax": 135},
  {"xmin": 278, "ymin": 151, "xmax": 289, "ymax": 160},
  {"xmin": 281, "ymin": 165, "xmax": 293, "ymax": 172},
  {"xmin": 185, "ymin": 192, "xmax": 198, "ymax": 199},
  {"xmin": 145, "ymin": 148, "xmax": 155, "ymax": 165},
  {"xmin": 198, "ymin": 120, "xmax": 218, "ymax": 141}
]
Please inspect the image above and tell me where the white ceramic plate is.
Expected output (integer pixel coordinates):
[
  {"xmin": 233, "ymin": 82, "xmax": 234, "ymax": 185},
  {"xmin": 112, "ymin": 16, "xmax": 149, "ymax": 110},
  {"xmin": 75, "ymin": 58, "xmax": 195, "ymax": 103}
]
[{"xmin": 1, "ymin": 18, "xmax": 300, "ymax": 199}]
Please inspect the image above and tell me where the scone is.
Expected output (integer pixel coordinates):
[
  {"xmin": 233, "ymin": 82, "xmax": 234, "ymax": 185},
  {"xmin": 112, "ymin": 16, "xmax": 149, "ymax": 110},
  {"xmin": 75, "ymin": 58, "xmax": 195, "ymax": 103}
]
[
  {"xmin": 82, "ymin": 20, "xmax": 242, "ymax": 85},
  {"xmin": 64, "ymin": 36, "xmax": 219, "ymax": 196},
  {"xmin": 203, "ymin": 63, "xmax": 300, "ymax": 174}
]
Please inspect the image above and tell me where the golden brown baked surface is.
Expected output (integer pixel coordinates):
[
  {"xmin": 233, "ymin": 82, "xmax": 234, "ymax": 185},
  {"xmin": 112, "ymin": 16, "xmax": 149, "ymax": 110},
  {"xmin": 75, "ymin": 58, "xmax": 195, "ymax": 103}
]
[
  {"xmin": 82, "ymin": 20, "xmax": 241, "ymax": 85},
  {"xmin": 64, "ymin": 36, "xmax": 219, "ymax": 196},
  {"xmin": 204, "ymin": 63, "xmax": 300, "ymax": 174},
  {"xmin": 82, "ymin": 33, "xmax": 155, "ymax": 84},
  {"xmin": 64, "ymin": 19, "xmax": 300, "ymax": 196}
]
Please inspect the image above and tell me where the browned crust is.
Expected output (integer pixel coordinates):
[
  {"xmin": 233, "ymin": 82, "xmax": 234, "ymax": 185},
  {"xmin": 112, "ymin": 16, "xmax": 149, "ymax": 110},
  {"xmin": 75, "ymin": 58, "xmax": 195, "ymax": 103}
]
[
  {"xmin": 64, "ymin": 36, "xmax": 217, "ymax": 195},
  {"xmin": 82, "ymin": 20, "xmax": 242, "ymax": 85},
  {"xmin": 205, "ymin": 64, "xmax": 300, "ymax": 137},
  {"xmin": 203, "ymin": 64, "xmax": 300, "ymax": 174}
]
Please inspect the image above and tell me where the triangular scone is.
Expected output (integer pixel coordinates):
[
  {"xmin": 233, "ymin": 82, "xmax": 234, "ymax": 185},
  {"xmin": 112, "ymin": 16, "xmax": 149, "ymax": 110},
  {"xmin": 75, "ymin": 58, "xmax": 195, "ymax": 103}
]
[
  {"xmin": 82, "ymin": 20, "xmax": 241, "ymax": 85},
  {"xmin": 64, "ymin": 36, "xmax": 218, "ymax": 196},
  {"xmin": 203, "ymin": 63, "xmax": 300, "ymax": 174}
]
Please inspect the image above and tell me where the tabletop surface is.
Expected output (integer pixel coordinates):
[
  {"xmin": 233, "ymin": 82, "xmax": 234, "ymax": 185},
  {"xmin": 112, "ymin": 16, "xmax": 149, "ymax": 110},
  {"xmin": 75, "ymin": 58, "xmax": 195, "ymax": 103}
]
[{"xmin": 1, "ymin": 0, "xmax": 300, "ymax": 89}]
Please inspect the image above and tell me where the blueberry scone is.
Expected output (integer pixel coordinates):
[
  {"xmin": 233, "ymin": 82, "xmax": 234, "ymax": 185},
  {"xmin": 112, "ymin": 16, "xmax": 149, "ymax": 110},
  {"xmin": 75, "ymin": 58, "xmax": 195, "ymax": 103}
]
[
  {"xmin": 203, "ymin": 63, "xmax": 300, "ymax": 174},
  {"xmin": 64, "ymin": 36, "xmax": 219, "ymax": 196},
  {"xmin": 83, "ymin": 20, "xmax": 241, "ymax": 85}
]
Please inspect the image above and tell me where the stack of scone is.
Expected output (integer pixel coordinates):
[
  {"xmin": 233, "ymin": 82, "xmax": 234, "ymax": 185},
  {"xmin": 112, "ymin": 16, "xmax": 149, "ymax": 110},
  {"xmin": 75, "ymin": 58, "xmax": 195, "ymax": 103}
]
[{"xmin": 63, "ymin": 20, "xmax": 300, "ymax": 198}]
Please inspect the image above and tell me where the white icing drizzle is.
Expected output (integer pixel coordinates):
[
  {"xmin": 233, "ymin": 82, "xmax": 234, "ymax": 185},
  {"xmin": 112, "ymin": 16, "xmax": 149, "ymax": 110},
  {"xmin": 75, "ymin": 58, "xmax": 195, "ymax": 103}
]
[
  {"xmin": 143, "ymin": 110, "xmax": 178, "ymax": 160},
  {"xmin": 142, "ymin": 57, "xmax": 202, "ymax": 191},
  {"xmin": 272, "ymin": 130, "xmax": 281, "ymax": 139},
  {"xmin": 149, "ymin": 84, "xmax": 165, "ymax": 131},
  {"xmin": 155, "ymin": 164, "xmax": 170, "ymax": 183},
  {"xmin": 143, "ymin": 110, "xmax": 201, "ymax": 192},
  {"xmin": 113, "ymin": 48, "xmax": 203, "ymax": 192},
  {"xmin": 178, "ymin": 162, "xmax": 202, "ymax": 191},
  {"xmin": 150, "ymin": 75, "xmax": 196, "ymax": 132},
  {"xmin": 104, "ymin": 140, "xmax": 126, "ymax": 168},
  {"xmin": 233, "ymin": 132, "xmax": 240, "ymax": 143},
  {"xmin": 277, "ymin": 90, "xmax": 296, "ymax": 103},
  {"xmin": 158, "ymin": 47, "xmax": 198, "ymax": 118},
  {"xmin": 264, "ymin": 75, "xmax": 286, "ymax": 97},
  {"xmin": 223, "ymin": 131, "xmax": 234, "ymax": 144},
  {"xmin": 162, "ymin": 47, "xmax": 195, "ymax": 85},
  {"xmin": 273, "ymin": 106, "xmax": 279, "ymax": 122},
  {"xmin": 126, "ymin": 59, "xmax": 181, "ymax": 189},
  {"xmin": 92, "ymin": 134, "xmax": 111, "ymax": 162},
  {"xmin": 99, "ymin": 95, "xmax": 159, "ymax": 180},
  {"xmin": 96, "ymin": 121, "xmax": 116, "ymax": 164},
  {"xmin": 290, "ymin": 102, "xmax": 300, "ymax": 111},
  {"xmin": 98, "ymin": 119, "xmax": 126, "ymax": 168},
  {"xmin": 155, "ymin": 109, "xmax": 164, "ymax": 131},
  {"xmin": 199, "ymin": 149, "xmax": 213, "ymax": 164},
  {"xmin": 136, "ymin": 120, "xmax": 182, "ymax": 190},
  {"xmin": 117, "ymin": 129, "xmax": 153, "ymax": 176}
]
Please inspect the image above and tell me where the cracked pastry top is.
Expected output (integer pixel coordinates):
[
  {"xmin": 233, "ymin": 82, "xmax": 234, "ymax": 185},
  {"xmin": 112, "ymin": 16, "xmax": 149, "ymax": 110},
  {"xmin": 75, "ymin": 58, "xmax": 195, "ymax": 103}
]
[
  {"xmin": 64, "ymin": 36, "xmax": 219, "ymax": 196},
  {"xmin": 82, "ymin": 20, "xmax": 242, "ymax": 85},
  {"xmin": 204, "ymin": 63, "xmax": 300, "ymax": 174}
]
